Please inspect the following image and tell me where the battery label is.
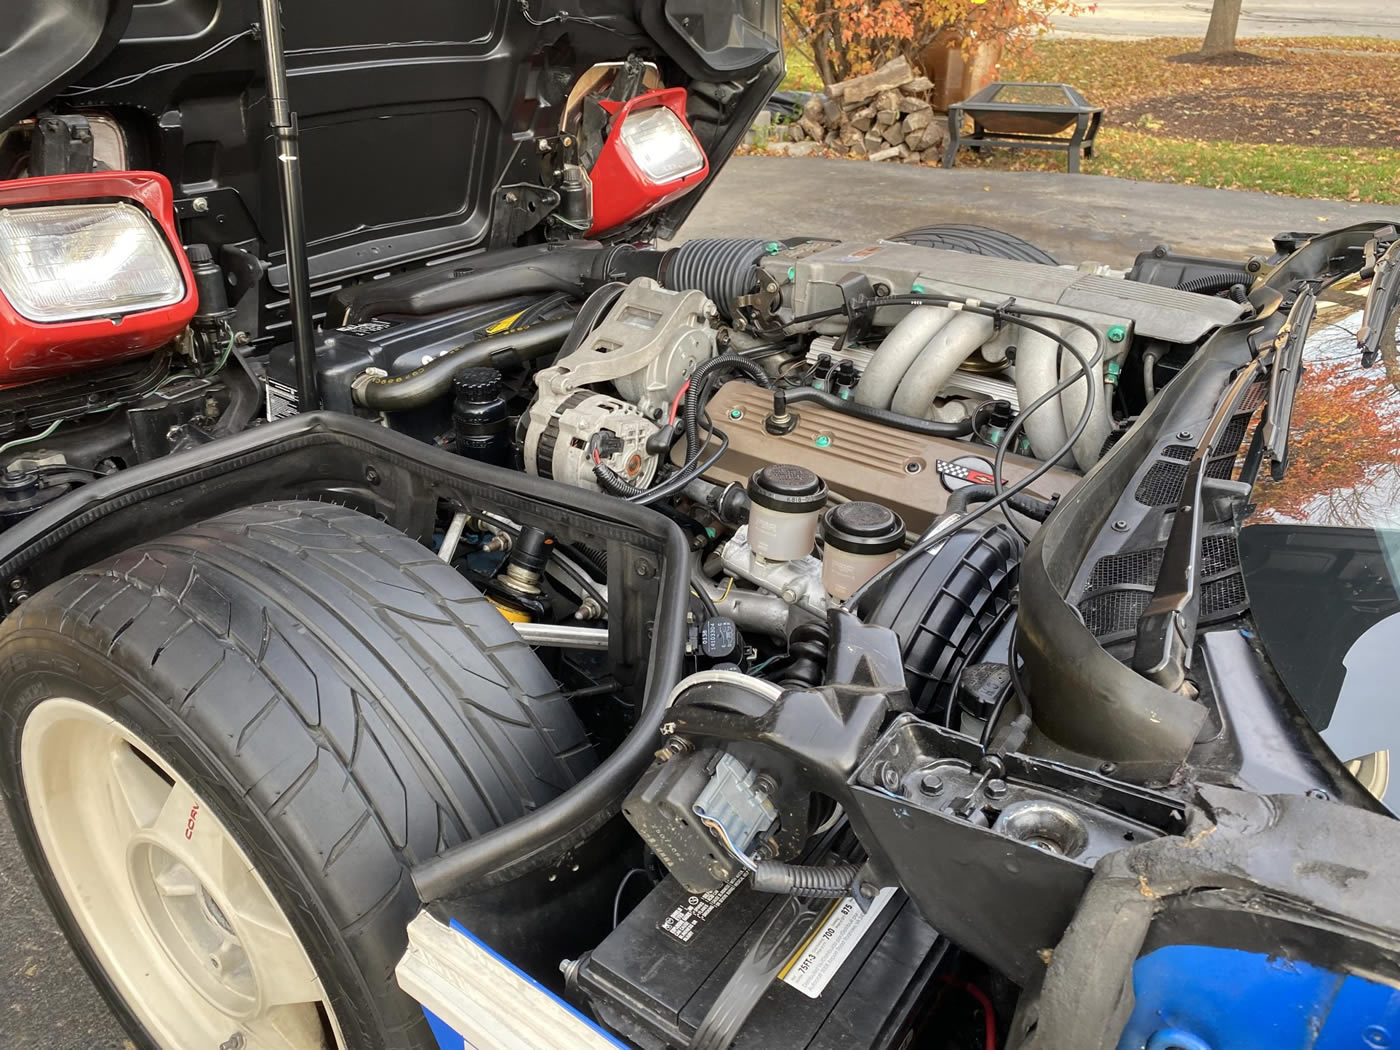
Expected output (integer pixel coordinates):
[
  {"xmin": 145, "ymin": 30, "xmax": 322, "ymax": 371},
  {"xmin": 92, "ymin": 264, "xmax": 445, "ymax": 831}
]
[
  {"xmin": 658, "ymin": 871, "xmax": 747, "ymax": 944},
  {"xmin": 779, "ymin": 886, "xmax": 897, "ymax": 999},
  {"xmin": 265, "ymin": 377, "xmax": 298, "ymax": 421}
]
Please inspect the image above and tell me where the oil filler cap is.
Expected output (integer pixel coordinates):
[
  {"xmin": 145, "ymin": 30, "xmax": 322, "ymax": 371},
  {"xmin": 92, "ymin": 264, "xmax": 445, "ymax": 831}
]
[{"xmin": 747, "ymin": 464, "xmax": 827, "ymax": 514}]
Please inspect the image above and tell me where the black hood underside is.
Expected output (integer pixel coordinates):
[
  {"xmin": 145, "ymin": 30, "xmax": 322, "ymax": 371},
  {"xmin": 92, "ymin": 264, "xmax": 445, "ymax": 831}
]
[{"xmin": 4, "ymin": 0, "xmax": 780, "ymax": 325}]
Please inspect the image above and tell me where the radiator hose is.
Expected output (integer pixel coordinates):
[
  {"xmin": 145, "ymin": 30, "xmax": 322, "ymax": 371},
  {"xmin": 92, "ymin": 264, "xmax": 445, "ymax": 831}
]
[{"xmin": 352, "ymin": 318, "xmax": 572, "ymax": 412}]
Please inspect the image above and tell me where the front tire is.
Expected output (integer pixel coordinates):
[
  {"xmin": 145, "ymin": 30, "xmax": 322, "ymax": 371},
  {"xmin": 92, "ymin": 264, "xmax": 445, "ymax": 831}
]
[
  {"xmin": 0, "ymin": 501, "xmax": 594, "ymax": 1050},
  {"xmin": 889, "ymin": 223, "xmax": 1059, "ymax": 265}
]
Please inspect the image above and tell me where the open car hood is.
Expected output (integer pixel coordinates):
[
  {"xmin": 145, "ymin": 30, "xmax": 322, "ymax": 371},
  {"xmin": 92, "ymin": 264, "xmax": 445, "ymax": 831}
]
[{"xmin": 3, "ymin": 0, "xmax": 780, "ymax": 289}]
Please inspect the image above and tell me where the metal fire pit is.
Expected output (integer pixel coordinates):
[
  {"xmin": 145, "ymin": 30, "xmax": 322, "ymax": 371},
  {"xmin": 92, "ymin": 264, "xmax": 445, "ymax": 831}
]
[{"xmin": 943, "ymin": 81, "xmax": 1104, "ymax": 173}]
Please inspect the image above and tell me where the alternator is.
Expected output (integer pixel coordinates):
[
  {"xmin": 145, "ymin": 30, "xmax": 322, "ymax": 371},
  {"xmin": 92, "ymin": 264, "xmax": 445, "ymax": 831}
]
[
  {"xmin": 524, "ymin": 277, "xmax": 719, "ymax": 491},
  {"xmin": 526, "ymin": 390, "xmax": 660, "ymax": 491}
]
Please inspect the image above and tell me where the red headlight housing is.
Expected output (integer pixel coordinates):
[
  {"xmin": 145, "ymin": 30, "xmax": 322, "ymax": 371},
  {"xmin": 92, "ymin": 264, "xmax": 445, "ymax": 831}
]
[
  {"xmin": 0, "ymin": 171, "xmax": 197, "ymax": 388},
  {"xmin": 587, "ymin": 87, "xmax": 710, "ymax": 235}
]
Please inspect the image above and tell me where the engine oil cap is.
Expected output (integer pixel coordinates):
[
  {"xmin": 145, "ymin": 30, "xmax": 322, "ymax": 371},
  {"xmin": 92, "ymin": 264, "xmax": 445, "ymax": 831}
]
[
  {"xmin": 822, "ymin": 501, "xmax": 905, "ymax": 555},
  {"xmin": 747, "ymin": 464, "xmax": 827, "ymax": 514}
]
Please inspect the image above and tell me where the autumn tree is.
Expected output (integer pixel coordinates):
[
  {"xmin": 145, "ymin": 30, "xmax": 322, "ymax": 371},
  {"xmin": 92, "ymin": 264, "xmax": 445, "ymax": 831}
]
[
  {"xmin": 1251, "ymin": 352, "xmax": 1400, "ymax": 526},
  {"xmin": 783, "ymin": 0, "xmax": 1087, "ymax": 88},
  {"xmin": 1200, "ymin": 0, "xmax": 1244, "ymax": 58}
]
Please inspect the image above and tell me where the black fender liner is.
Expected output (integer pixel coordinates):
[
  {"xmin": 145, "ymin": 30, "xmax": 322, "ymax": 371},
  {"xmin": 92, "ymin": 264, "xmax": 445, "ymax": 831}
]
[{"xmin": 0, "ymin": 412, "xmax": 691, "ymax": 899}]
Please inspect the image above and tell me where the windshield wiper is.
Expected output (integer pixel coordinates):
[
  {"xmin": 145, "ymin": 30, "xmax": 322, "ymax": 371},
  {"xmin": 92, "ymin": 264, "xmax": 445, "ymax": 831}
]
[
  {"xmin": 1258, "ymin": 284, "xmax": 1318, "ymax": 481},
  {"xmin": 1358, "ymin": 225, "xmax": 1399, "ymax": 367}
]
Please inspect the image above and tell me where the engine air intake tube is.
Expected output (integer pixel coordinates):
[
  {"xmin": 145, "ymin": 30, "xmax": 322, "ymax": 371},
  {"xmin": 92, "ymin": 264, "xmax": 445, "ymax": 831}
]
[
  {"xmin": 854, "ymin": 305, "xmax": 954, "ymax": 410},
  {"xmin": 662, "ymin": 238, "xmax": 771, "ymax": 320},
  {"xmin": 891, "ymin": 311, "xmax": 998, "ymax": 418}
]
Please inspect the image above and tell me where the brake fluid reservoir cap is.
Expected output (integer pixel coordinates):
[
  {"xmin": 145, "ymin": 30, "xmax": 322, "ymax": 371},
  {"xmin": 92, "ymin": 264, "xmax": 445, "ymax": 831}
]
[
  {"xmin": 823, "ymin": 501, "xmax": 905, "ymax": 555},
  {"xmin": 747, "ymin": 464, "xmax": 827, "ymax": 515}
]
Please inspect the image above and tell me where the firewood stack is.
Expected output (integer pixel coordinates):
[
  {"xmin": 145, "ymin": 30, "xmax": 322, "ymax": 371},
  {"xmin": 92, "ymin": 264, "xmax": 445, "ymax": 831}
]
[{"xmin": 757, "ymin": 56, "xmax": 952, "ymax": 164}]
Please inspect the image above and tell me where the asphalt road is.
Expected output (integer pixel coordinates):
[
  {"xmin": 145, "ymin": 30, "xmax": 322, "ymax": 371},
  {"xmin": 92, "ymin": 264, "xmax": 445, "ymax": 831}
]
[
  {"xmin": 0, "ymin": 812, "xmax": 132, "ymax": 1049},
  {"xmin": 676, "ymin": 160, "xmax": 1400, "ymax": 269},
  {"xmin": 4, "ymin": 162, "xmax": 1399, "ymax": 1049},
  {"xmin": 1052, "ymin": 0, "xmax": 1400, "ymax": 40}
]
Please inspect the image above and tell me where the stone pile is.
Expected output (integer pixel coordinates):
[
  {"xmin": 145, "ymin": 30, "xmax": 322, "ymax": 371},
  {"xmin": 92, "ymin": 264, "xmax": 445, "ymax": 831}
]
[{"xmin": 755, "ymin": 56, "xmax": 952, "ymax": 165}]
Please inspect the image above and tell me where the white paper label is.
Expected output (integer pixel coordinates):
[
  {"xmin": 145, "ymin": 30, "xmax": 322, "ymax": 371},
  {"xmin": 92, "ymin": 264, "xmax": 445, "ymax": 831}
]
[
  {"xmin": 779, "ymin": 886, "xmax": 897, "ymax": 999},
  {"xmin": 658, "ymin": 870, "xmax": 747, "ymax": 944},
  {"xmin": 264, "ymin": 377, "xmax": 298, "ymax": 421}
]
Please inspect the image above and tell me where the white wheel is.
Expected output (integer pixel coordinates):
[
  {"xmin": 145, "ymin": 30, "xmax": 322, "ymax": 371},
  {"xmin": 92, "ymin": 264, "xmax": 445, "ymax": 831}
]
[
  {"xmin": 0, "ymin": 502, "xmax": 594, "ymax": 1049},
  {"xmin": 21, "ymin": 698, "xmax": 347, "ymax": 1050}
]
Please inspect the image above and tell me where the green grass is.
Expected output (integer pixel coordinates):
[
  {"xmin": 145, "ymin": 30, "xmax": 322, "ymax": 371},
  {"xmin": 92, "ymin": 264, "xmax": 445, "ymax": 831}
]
[
  {"xmin": 773, "ymin": 37, "xmax": 1400, "ymax": 203},
  {"xmin": 780, "ymin": 50, "xmax": 824, "ymax": 92},
  {"xmin": 968, "ymin": 127, "xmax": 1399, "ymax": 202}
]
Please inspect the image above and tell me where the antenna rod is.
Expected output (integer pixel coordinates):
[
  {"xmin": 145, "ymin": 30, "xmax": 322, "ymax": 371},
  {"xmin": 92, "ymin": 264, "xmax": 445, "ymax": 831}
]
[{"xmin": 257, "ymin": 0, "xmax": 319, "ymax": 411}]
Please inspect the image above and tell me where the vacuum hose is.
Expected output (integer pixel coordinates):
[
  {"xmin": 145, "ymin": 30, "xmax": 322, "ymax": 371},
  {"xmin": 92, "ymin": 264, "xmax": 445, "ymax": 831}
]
[
  {"xmin": 945, "ymin": 483, "xmax": 1056, "ymax": 521},
  {"xmin": 783, "ymin": 387, "xmax": 973, "ymax": 437}
]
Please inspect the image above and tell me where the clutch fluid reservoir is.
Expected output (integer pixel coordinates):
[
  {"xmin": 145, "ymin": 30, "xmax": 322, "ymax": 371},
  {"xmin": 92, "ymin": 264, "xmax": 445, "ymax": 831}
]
[
  {"xmin": 822, "ymin": 501, "xmax": 905, "ymax": 601},
  {"xmin": 746, "ymin": 465, "xmax": 827, "ymax": 561}
]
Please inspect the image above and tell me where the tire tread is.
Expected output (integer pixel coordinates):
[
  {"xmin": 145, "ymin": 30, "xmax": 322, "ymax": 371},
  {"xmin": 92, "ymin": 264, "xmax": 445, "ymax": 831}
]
[
  {"xmin": 890, "ymin": 222, "xmax": 1059, "ymax": 265},
  {"xmin": 0, "ymin": 500, "xmax": 593, "ymax": 1049}
]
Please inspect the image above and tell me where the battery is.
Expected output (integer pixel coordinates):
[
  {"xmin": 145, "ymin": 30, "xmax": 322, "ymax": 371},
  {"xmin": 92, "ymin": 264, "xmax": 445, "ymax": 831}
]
[{"xmin": 573, "ymin": 871, "xmax": 945, "ymax": 1050}]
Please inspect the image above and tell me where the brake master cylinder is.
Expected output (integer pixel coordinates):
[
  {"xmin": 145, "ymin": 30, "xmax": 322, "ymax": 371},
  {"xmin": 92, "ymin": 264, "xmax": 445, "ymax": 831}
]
[
  {"xmin": 745, "ymin": 464, "xmax": 827, "ymax": 561},
  {"xmin": 821, "ymin": 501, "xmax": 906, "ymax": 600}
]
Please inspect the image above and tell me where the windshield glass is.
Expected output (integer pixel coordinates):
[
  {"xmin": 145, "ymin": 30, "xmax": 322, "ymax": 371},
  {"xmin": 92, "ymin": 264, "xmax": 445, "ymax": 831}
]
[{"xmin": 1241, "ymin": 274, "xmax": 1400, "ymax": 805}]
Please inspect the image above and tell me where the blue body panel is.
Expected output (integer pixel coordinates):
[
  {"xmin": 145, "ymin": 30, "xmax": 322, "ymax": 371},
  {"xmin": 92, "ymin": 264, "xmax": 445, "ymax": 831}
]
[
  {"xmin": 1118, "ymin": 945, "xmax": 1400, "ymax": 1050},
  {"xmin": 424, "ymin": 1008, "xmax": 467, "ymax": 1050}
]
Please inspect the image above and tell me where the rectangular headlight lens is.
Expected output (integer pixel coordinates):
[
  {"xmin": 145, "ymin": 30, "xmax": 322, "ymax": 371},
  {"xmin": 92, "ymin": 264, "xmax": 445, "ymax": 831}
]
[
  {"xmin": 0, "ymin": 202, "xmax": 185, "ymax": 323},
  {"xmin": 618, "ymin": 106, "xmax": 706, "ymax": 183}
]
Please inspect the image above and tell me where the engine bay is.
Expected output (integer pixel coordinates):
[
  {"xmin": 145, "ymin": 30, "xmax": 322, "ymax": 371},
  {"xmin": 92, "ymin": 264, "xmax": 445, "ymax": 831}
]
[
  {"xmin": 4, "ymin": 1, "xmax": 1399, "ymax": 1045},
  {"xmin": 10, "ymin": 219, "xmax": 1383, "ymax": 1049}
]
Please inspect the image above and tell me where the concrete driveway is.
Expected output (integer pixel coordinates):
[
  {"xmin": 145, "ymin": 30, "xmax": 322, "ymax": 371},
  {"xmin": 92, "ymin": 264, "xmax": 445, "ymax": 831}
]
[
  {"xmin": 1053, "ymin": 0, "xmax": 1400, "ymax": 40},
  {"xmin": 3, "ymin": 156, "xmax": 1399, "ymax": 1050}
]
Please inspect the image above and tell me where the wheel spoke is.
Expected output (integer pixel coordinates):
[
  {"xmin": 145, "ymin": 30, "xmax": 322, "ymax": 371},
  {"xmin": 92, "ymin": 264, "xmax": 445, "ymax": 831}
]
[
  {"xmin": 245, "ymin": 1005, "xmax": 330, "ymax": 1050},
  {"xmin": 151, "ymin": 863, "xmax": 202, "ymax": 899},
  {"xmin": 223, "ymin": 869, "xmax": 324, "ymax": 1008},
  {"xmin": 108, "ymin": 742, "xmax": 170, "ymax": 837},
  {"xmin": 151, "ymin": 778, "xmax": 229, "ymax": 881},
  {"xmin": 23, "ymin": 698, "xmax": 345, "ymax": 1049}
]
